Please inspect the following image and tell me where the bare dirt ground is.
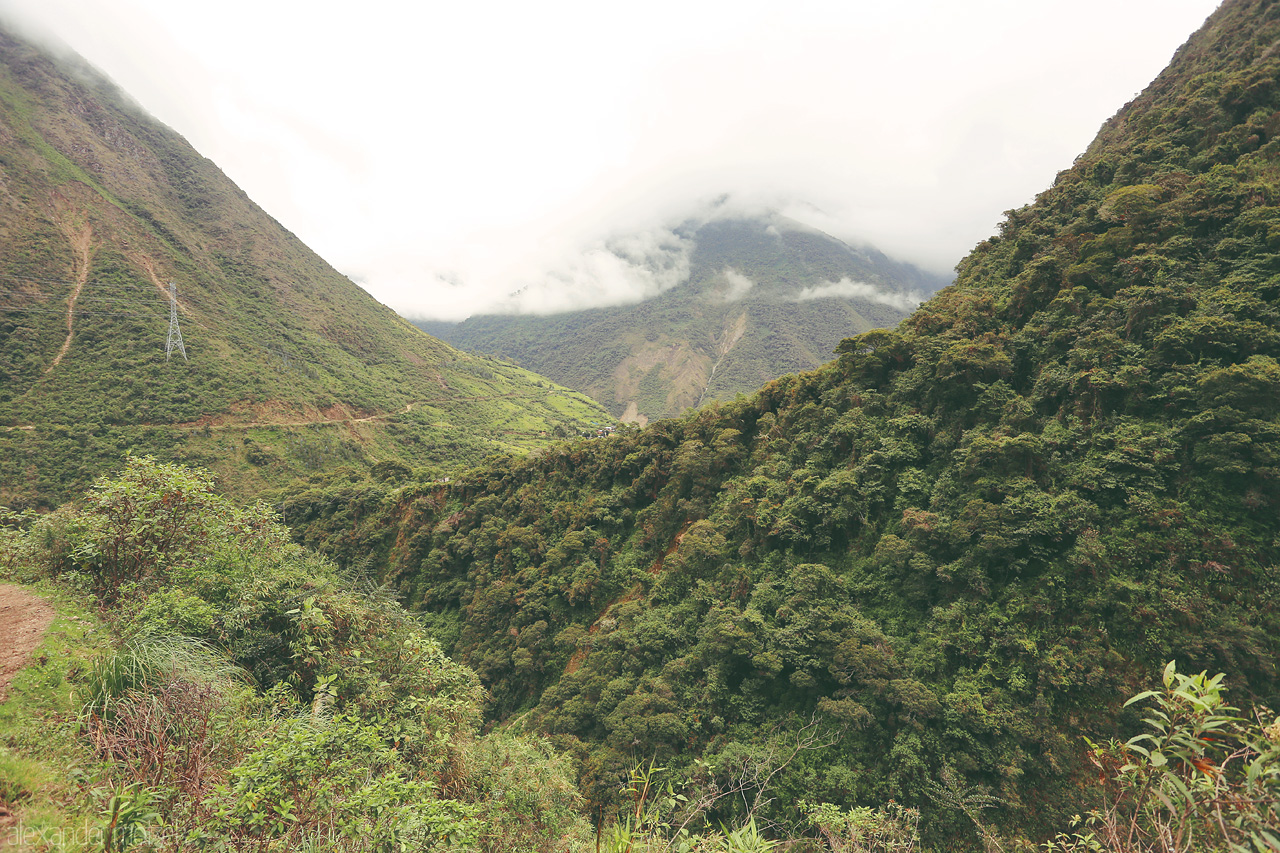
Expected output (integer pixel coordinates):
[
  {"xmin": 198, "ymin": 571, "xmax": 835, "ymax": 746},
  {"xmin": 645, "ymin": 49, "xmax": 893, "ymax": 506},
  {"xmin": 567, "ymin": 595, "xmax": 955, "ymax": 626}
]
[
  {"xmin": 0, "ymin": 585, "xmax": 55, "ymax": 843},
  {"xmin": 45, "ymin": 217, "xmax": 94, "ymax": 374},
  {"xmin": 0, "ymin": 584, "xmax": 55, "ymax": 704}
]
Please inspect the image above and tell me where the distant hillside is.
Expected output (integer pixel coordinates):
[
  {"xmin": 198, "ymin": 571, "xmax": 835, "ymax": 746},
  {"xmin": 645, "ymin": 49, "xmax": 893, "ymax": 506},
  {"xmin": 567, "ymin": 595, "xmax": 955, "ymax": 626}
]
[
  {"xmin": 419, "ymin": 215, "xmax": 949, "ymax": 422},
  {"xmin": 289, "ymin": 0, "xmax": 1280, "ymax": 842},
  {"xmin": 0, "ymin": 26, "xmax": 609, "ymax": 508}
]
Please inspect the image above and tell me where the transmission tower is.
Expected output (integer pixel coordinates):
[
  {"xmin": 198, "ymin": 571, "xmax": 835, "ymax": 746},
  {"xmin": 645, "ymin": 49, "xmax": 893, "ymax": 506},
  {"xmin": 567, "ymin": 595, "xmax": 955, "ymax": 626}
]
[{"xmin": 166, "ymin": 281, "xmax": 188, "ymax": 361}]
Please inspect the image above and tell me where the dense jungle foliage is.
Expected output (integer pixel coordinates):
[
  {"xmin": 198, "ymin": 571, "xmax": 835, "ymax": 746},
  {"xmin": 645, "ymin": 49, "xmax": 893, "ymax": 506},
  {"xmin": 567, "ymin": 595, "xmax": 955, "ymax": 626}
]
[
  {"xmin": 4, "ymin": 462, "xmax": 1276, "ymax": 853},
  {"xmin": 420, "ymin": 215, "xmax": 946, "ymax": 422},
  {"xmin": 281, "ymin": 0, "xmax": 1280, "ymax": 843},
  {"xmin": 0, "ymin": 26, "xmax": 608, "ymax": 510}
]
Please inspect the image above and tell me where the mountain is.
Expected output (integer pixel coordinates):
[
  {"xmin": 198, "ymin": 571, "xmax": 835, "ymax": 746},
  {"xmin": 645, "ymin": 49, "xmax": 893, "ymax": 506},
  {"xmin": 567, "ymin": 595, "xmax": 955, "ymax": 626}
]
[
  {"xmin": 287, "ymin": 0, "xmax": 1280, "ymax": 842},
  {"xmin": 0, "ymin": 26, "xmax": 609, "ymax": 509},
  {"xmin": 418, "ymin": 214, "xmax": 948, "ymax": 423}
]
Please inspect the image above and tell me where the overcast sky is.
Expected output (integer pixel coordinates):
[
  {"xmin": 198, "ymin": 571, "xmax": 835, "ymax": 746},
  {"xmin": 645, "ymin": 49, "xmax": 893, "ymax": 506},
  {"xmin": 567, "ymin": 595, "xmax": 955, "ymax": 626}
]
[{"xmin": 1, "ymin": 0, "xmax": 1221, "ymax": 320}]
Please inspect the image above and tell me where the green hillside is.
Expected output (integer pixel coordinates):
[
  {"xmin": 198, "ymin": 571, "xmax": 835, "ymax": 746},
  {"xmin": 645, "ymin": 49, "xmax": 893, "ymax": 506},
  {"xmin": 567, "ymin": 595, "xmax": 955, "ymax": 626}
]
[
  {"xmin": 287, "ymin": 0, "xmax": 1280, "ymax": 842},
  {"xmin": 0, "ymin": 27, "xmax": 609, "ymax": 509},
  {"xmin": 419, "ymin": 215, "xmax": 948, "ymax": 422}
]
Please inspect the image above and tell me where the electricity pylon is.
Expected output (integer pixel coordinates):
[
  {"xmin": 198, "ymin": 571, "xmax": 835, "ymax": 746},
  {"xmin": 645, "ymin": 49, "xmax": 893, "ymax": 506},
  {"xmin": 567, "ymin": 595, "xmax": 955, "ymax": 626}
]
[{"xmin": 166, "ymin": 281, "xmax": 187, "ymax": 361}]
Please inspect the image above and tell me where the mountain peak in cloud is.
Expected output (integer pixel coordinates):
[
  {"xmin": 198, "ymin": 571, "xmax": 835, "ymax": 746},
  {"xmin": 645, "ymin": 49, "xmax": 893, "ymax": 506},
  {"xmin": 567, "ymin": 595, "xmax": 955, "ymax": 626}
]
[{"xmin": 418, "ymin": 211, "xmax": 951, "ymax": 421}]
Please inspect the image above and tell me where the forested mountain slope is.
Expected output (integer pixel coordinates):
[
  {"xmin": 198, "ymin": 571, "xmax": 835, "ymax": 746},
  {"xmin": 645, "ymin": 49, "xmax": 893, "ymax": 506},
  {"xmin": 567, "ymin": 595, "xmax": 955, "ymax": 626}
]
[
  {"xmin": 0, "ymin": 26, "xmax": 608, "ymax": 508},
  {"xmin": 419, "ymin": 215, "xmax": 947, "ymax": 423},
  {"xmin": 285, "ymin": 0, "xmax": 1280, "ymax": 841}
]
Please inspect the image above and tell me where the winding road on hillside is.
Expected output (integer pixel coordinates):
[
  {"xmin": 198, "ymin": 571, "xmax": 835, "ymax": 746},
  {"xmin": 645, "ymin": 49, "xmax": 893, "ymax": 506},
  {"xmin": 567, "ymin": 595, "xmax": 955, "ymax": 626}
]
[
  {"xmin": 2, "ymin": 387, "xmax": 602, "ymax": 434},
  {"xmin": 171, "ymin": 401, "xmax": 424, "ymax": 431}
]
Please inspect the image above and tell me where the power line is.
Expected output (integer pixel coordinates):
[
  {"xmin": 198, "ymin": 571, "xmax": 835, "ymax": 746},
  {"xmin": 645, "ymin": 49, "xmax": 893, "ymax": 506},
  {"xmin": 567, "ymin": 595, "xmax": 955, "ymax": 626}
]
[
  {"xmin": 0, "ymin": 305, "xmax": 166, "ymax": 320},
  {"xmin": 0, "ymin": 277, "xmax": 165, "ymax": 297},
  {"xmin": 0, "ymin": 292, "xmax": 161, "ymax": 305},
  {"xmin": 0, "ymin": 294, "xmax": 168, "ymax": 311},
  {"xmin": 0, "ymin": 280, "xmax": 215, "ymax": 333}
]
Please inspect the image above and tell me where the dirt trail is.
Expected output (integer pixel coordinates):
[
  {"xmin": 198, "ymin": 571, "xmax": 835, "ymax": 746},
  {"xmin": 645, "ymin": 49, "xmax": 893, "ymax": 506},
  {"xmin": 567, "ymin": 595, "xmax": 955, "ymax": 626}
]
[
  {"xmin": 170, "ymin": 389, "xmax": 574, "ymax": 431},
  {"xmin": 44, "ymin": 220, "xmax": 94, "ymax": 374},
  {"xmin": 0, "ymin": 584, "xmax": 55, "ymax": 703},
  {"xmin": 2, "ymin": 390, "xmax": 570, "ymax": 434},
  {"xmin": 173, "ymin": 401, "xmax": 421, "ymax": 431},
  {"xmin": 6, "ymin": 385, "xmax": 589, "ymax": 434},
  {"xmin": 130, "ymin": 253, "xmax": 175, "ymax": 300}
]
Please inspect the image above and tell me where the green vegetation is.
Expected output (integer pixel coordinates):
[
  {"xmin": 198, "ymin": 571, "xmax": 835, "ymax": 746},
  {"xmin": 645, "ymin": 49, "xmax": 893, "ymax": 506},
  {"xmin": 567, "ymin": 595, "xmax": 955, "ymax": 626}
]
[
  {"xmin": 0, "ymin": 584, "xmax": 112, "ymax": 849},
  {"xmin": 1, "ymin": 458, "xmax": 594, "ymax": 851},
  {"xmin": 0, "ymin": 26, "xmax": 609, "ymax": 510},
  {"xmin": 419, "ymin": 215, "xmax": 946, "ymax": 422},
  {"xmin": 280, "ymin": 0, "xmax": 1280, "ymax": 844},
  {"xmin": 1046, "ymin": 661, "xmax": 1280, "ymax": 853},
  {"xmin": 4, "ymin": 482, "xmax": 1273, "ymax": 852},
  {"xmin": 5, "ymin": 0, "xmax": 1280, "ymax": 849},
  {"xmin": 0, "ymin": 465, "xmax": 924, "ymax": 853},
  {"xmin": 1, "ymin": 461, "xmax": 969, "ymax": 851}
]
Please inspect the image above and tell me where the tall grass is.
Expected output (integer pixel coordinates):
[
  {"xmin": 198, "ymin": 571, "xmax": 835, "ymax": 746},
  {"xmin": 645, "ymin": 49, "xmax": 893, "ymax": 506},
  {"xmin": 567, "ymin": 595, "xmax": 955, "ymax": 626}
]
[{"xmin": 79, "ymin": 632, "xmax": 245, "ymax": 724}]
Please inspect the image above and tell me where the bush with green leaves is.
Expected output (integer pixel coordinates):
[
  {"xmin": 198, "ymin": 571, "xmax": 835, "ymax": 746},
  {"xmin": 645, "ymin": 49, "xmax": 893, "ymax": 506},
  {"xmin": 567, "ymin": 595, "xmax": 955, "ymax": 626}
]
[
  {"xmin": 92, "ymin": 782, "xmax": 161, "ymax": 853},
  {"xmin": 803, "ymin": 801, "xmax": 919, "ymax": 853},
  {"xmin": 453, "ymin": 732, "xmax": 588, "ymax": 851},
  {"xmin": 196, "ymin": 707, "xmax": 481, "ymax": 851},
  {"xmin": 4, "ymin": 456, "xmax": 288, "ymax": 603},
  {"xmin": 1046, "ymin": 662, "xmax": 1280, "ymax": 853}
]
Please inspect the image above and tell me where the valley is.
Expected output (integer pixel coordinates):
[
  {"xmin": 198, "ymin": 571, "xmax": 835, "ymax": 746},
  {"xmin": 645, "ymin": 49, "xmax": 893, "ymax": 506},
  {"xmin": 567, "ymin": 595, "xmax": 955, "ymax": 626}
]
[
  {"xmin": 420, "ymin": 214, "xmax": 948, "ymax": 423},
  {"xmin": 3, "ymin": 1, "xmax": 1280, "ymax": 851}
]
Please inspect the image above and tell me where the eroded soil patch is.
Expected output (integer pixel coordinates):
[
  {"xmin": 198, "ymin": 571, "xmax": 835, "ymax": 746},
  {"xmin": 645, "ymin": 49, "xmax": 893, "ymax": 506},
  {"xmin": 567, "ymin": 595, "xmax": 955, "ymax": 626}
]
[{"xmin": 0, "ymin": 584, "xmax": 55, "ymax": 703}]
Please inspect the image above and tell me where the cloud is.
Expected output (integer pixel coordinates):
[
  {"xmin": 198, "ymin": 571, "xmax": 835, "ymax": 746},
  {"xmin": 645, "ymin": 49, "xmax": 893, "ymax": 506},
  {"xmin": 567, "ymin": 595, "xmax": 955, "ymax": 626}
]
[
  {"xmin": 720, "ymin": 268, "xmax": 755, "ymax": 302},
  {"xmin": 0, "ymin": 0, "xmax": 1221, "ymax": 322},
  {"xmin": 795, "ymin": 278, "xmax": 924, "ymax": 312},
  {"xmin": 492, "ymin": 227, "xmax": 694, "ymax": 316},
  {"xmin": 379, "ymin": 194, "xmax": 768, "ymax": 321}
]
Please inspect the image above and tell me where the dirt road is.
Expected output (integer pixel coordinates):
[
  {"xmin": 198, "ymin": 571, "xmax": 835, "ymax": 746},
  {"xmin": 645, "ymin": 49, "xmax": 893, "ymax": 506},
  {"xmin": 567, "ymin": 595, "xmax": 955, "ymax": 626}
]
[{"xmin": 0, "ymin": 584, "xmax": 55, "ymax": 703}]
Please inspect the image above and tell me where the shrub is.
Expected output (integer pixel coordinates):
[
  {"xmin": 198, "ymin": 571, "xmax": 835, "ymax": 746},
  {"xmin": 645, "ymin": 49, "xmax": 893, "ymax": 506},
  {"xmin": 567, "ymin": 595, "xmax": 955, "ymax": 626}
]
[
  {"xmin": 198, "ymin": 709, "xmax": 481, "ymax": 851},
  {"xmin": 803, "ymin": 801, "xmax": 919, "ymax": 853},
  {"xmin": 453, "ymin": 731, "xmax": 592, "ymax": 852},
  {"xmin": 1046, "ymin": 662, "xmax": 1280, "ymax": 853}
]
